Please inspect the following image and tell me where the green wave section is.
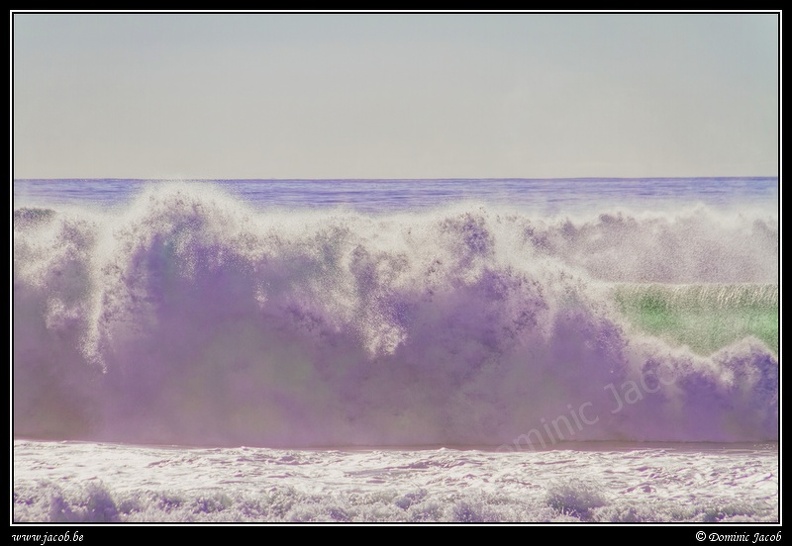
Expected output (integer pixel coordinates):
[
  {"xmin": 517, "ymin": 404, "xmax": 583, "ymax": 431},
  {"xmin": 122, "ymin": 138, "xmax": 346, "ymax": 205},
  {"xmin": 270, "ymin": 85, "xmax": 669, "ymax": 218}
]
[{"xmin": 613, "ymin": 283, "xmax": 778, "ymax": 355}]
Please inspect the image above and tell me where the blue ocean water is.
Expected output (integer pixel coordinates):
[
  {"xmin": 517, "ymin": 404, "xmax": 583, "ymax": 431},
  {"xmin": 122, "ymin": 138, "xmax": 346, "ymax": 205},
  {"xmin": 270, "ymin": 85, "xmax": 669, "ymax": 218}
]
[
  {"xmin": 12, "ymin": 177, "xmax": 779, "ymax": 522},
  {"xmin": 13, "ymin": 176, "xmax": 779, "ymax": 213}
]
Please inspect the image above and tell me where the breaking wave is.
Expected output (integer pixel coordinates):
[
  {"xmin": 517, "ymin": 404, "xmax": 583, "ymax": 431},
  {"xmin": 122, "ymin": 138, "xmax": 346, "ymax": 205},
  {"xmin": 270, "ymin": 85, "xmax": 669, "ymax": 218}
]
[{"xmin": 13, "ymin": 183, "xmax": 779, "ymax": 447}]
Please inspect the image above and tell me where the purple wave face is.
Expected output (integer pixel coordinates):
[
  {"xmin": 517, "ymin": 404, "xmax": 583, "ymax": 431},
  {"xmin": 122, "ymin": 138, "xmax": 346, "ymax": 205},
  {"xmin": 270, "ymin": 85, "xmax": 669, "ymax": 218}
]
[{"xmin": 12, "ymin": 180, "xmax": 778, "ymax": 448}]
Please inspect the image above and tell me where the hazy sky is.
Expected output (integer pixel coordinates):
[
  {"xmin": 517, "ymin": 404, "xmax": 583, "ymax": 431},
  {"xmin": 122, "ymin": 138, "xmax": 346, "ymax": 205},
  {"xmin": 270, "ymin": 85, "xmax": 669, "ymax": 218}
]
[{"xmin": 12, "ymin": 12, "xmax": 779, "ymax": 179}]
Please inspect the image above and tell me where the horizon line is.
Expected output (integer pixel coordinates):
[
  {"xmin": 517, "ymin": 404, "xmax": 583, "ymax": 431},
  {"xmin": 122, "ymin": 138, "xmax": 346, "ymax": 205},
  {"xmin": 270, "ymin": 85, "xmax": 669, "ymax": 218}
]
[{"xmin": 12, "ymin": 175, "xmax": 780, "ymax": 182}]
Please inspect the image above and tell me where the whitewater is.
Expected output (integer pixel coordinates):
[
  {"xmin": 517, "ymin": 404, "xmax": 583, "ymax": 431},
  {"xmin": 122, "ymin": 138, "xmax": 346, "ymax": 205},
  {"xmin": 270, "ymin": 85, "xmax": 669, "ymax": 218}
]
[{"xmin": 12, "ymin": 177, "xmax": 779, "ymax": 523}]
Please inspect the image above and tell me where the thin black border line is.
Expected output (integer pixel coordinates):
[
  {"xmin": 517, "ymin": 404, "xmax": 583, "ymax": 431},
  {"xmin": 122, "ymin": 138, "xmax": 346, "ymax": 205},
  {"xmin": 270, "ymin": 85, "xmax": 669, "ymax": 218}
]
[{"xmin": 8, "ymin": 10, "xmax": 786, "ymax": 15}]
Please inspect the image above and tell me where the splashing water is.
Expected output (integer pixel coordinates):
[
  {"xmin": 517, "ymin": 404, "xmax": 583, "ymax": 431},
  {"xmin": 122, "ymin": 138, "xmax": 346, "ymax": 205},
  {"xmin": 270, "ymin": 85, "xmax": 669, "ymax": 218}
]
[{"xmin": 13, "ymin": 182, "xmax": 778, "ymax": 448}]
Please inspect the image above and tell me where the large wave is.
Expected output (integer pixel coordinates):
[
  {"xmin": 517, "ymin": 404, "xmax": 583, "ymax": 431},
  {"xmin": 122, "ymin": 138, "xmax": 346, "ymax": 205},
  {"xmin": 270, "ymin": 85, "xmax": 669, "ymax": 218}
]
[{"xmin": 13, "ymin": 184, "xmax": 779, "ymax": 447}]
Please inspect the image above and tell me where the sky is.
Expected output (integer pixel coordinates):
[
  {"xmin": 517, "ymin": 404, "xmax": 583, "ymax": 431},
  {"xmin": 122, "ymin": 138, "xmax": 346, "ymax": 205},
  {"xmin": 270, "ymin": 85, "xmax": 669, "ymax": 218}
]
[{"xmin": 12, "ymin": 12, "xmax": 779, "ymax": 179}]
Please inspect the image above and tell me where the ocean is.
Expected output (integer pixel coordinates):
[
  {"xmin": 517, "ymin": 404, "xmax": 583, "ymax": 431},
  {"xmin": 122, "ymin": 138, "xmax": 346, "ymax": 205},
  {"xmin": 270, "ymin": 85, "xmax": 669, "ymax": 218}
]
[{"xmin": 12, "ymin": 177, "xmax": 779, "ymax": 524}]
